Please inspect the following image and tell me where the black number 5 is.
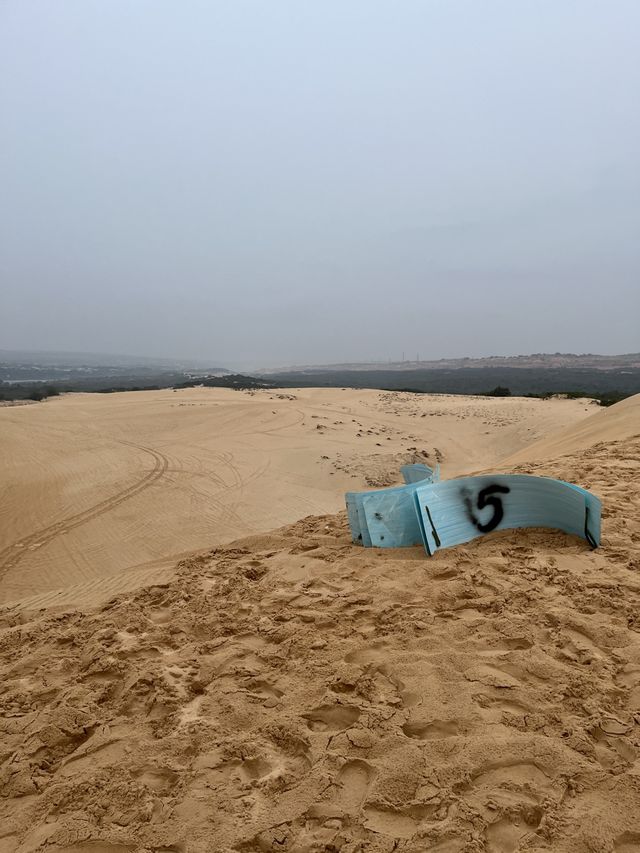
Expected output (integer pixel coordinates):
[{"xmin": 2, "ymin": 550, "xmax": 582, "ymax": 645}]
[{"xmin": 463, "ymin": 484, "xmax": 510, "ymax": 533}]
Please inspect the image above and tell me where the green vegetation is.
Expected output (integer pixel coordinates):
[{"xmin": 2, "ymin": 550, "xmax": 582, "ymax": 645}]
[
  {"xmin": 484, "ymin": 386, "xmax": 512, "ymax": 397},
  {"xmin": 1, "ymin": 365, "xmax": 637, "ymax": 407},
  {"xmin": 268, "ymin": 366, "xmax": 640, "ymax": 401},
  {"xmin": 25, "ymin": 386, "xmax": 62, "ymax": 402}
]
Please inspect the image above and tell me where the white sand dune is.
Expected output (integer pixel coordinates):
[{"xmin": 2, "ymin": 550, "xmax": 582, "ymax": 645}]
[{"xmin": 1, "ymin": 391, "xmax": 638, "ymax": 852}]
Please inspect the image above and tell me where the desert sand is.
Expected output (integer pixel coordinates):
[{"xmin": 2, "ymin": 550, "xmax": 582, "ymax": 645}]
[
  {"xmin": 1, "ymin": 390, "xmax": 639, "ymax": 852},
  {"xmin": 0, "ymin": 388, "xmax": 591, "ymax": 608}
]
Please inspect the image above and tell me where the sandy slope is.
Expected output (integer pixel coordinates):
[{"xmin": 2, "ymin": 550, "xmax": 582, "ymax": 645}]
[
  {"xmin": 504, "ymin": 393, "xmax": 640, "ymax": 465},
  {"xmin": 0, "ymin": 388, "xmax": 590, "ymax": 607},
  {"xmin": 1, "ymin": 393, "xmax": 639, "ymax": 852}
]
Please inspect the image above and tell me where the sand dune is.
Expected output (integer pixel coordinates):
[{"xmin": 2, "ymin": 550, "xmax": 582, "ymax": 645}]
[
  {"xmin": 1, "ymin": 392, "xmax": 639, "ymax": 852},
  {"xmin": 505, "ymin": 392, "xmax": 640, "ymax": 465},
  {"xmin": 0, "ymin": 387, "xmax": 590, "ymax": 607}
]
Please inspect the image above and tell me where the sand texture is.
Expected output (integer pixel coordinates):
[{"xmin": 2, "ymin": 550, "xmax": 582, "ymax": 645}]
[
  {"xmin": 0, "ymin": 388, "xmax": 590, "ymax": 607},
  {"xmin": 1, "ymin": 392, "xmax": 639, "ymax": 851}
]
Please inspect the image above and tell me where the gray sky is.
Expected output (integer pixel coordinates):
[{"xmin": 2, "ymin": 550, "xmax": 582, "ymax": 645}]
[{"xmin": 1, "ymin": 1, "xmax": 639, "ymax": 368}]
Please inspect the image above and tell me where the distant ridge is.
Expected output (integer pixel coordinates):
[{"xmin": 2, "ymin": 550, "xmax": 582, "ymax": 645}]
[
  {"xmin": 260, "ymin": 353, "xmax": 640, "ymax": 400},
  {"xmin": 0, "ymin": 349, "xmax": 228, "ymax": 372},
  {"xmin": 257, "ymin": 352, "xmax": 640, "ymax": 374}
]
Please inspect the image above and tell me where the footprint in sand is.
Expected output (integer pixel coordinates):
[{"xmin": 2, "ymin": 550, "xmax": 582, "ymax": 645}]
[
  {"xmin": 616, "ymin": 665, "xmax": 640, "ymax": 689},
  {"xmin": 363, "ymin": 803, "xmax": 435, "ymax": 840},
  {"xmin": 475, "ymin": 637, "xmax": 533, "ymax": 655},
  {"xmin": 485, "ymin": 813, "xmax": 542, "ymax": 853},
  {"xmin": 236, "ymin": 757, "xmax": 273, "ymax": 781},
  {"xmin": 464, "ymin": 664, "xmax": 522, "ymax": 689},
  {"xmin": 208, "ymin": 641, "xmax": 267, "ymax": 679},
  {"xmin": 402, "ymin": 719, "xmax": 461, "ymax": 740},
  {"xmin": 344, "ymin": 641, "xmax": 390, "ymax": 667},
  {"xmin": 592, "ymin": 720, "xmax": 636, "ymax": 768},
  {"xmin": 302, "ymin": 704, "xmax": 361, "ymax": 732},
  {"xmin": 615, "ymin": 831, "xmax": 640, "ymax": 852},
  {"xmin": 363, "ymin": 807, "xmax": 418, "ymax": 839},
  {"xmin": 163, "ymin": 663, "xmax": 193, "ymax": 698},
  {"xmin": 133, "ymin": 765, "xmax": 179, "ymax": 793},
  {"xmin": 333, "ymin": 759, "xmax": 375, "ymax": 813},
  {"xmin": 80, "ymin": 667, "xmax": 122, "ymax": 686},
  {"xmin": 558, "ymin": 627, "xmax": 606, "ymax": 665},
  {"xmin": 435, "ymin": 759, "xmax": 554, "ymax": 852},
  {"xmin": 432, "ymin": 567, "xmax": 461, "ymax": 580},
  {"xmin": 191, "ymin": 755, "xmax": 273, "ymax": 790},
  {"xmin": 119, "ymin": 675, "xmax": 173, "ymax": 719},
  {"xmin": 473, "ymin": 693, "xmax": 529, "ymax": 721},
  {"xmin": 616, "ymin": 666, "xmax": 640, "ymax": 708},
  {"xmin": 465, "ymin": 760, "xmax": 552, "ymax": 851},
  {"xmin": 146, "ymin": 605, "xmax": 173, "ymax": 625},
  {"xmin": 470, "ymin": 761, "xmax": 551, "ymax": 805},
  {"xmin": 58, "ymin": 739, "xmax": 129, "ymax": 777},
  {"xmin": 243, "ymin": 677, "xmax": 284, "ymax": 706},
  {"xmin": 399, "ymin": 688, "xmax": 422, "ymax": 707}
]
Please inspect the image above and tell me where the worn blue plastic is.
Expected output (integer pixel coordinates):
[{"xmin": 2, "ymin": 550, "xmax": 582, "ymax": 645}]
[
  {"xmin": 346, "ymin": 463, "xmax": 439, "ymax": 547},
  {"xmin": 414, "ymin": 475, "xmax": 601, "ymax": 555},
  {"xmin": 346, "ymin": 470, "xmax": 601, "ymax": 554},
  {"xmin": 346, "ymin": 482, "xmax": 425, "ymax": 547},
  {"xmin": 361, "ymin": 487, "xmax": 425, "ymax": 547},
  {"xmin": 400, "ymin": 462, "xmax": 440, "ymax": 484}
]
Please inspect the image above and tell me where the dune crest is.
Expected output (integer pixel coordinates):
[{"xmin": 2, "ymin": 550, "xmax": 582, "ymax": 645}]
[{"xmin": 504, "ymin": 392, "xmax": 640, "ymax": 465}]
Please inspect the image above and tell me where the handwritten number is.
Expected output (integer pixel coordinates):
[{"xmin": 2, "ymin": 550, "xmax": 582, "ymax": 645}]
[{"xmin": 463, "ymin": 484, "xmax": 510, "ymax": 533}]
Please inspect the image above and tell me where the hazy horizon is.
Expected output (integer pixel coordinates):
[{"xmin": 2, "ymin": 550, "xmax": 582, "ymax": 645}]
[
  {"xmin": 2, "ymin": 345, "xmax": 640, "ymax": 375},
  {"xmin": 2, "ymin": 1, "xmax": 639, "ymax": 364}
]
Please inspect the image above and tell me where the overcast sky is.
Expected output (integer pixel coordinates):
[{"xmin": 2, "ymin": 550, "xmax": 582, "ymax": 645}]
[{"xmin": 1, "ymin": 1, "xmax": 638, "ymax": 367}]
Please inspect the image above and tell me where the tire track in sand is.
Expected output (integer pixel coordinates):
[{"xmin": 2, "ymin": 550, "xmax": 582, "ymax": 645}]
[{"xmin": 0, "ymin": 441, "xmax": 169, "ymax": 581}]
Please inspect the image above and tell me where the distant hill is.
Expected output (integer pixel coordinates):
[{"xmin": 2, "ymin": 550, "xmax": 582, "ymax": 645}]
[
  {"xmin": 257, "ymin": 352, "xmax": 640, "ymax": 374},
  {"xmin": 262, "ymin": 353, "xmax": 640, "ymax": 402},
  {"xmin": 3, "ymin": 350, "xmax": 640, "ymax": 402},
  {"xmin": 0, "ymin": 349, "xmax": 228, "ymax": 373},
  {"xmin": 0, "ymin": 349, "xmax": 233, "ymax": 400}
]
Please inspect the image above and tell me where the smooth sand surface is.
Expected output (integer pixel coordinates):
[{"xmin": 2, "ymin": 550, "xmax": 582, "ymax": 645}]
[
  {"xmin": 1, "ymin": 391, "xmax": 639, "ymax": 852},
  {"xmin": 0, "ymin": 387, "xmax": 591, "ymax": 607},
  {"xmin": 505, "ymin": 392, "xmax": 640, "ymax": 464}
]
